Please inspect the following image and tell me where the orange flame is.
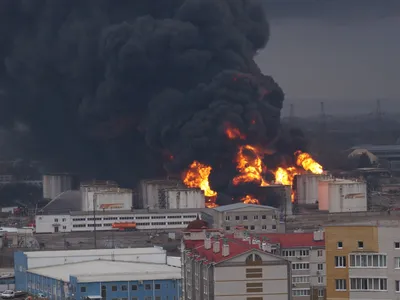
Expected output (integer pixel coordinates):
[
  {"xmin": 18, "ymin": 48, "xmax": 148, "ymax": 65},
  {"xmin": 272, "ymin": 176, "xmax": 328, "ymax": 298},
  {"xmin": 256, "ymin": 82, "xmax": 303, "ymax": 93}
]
[
  {"xmin": 295, "ymin": 151, "xmax": 323, "ymax": 174},
  {"xmin": 183, "ymin": 161, "xmax": 217, "ymax": 198},
  {"xmin": 225, "ymin": 124, "xmax": 246, "ymax": 140},
  {"xmin": 241, "ymin": 195, "xmax": 260, "ymax": 204},
  {"xmin": 274, "ymin": 166, "xmax": 299, "ymax": 185},
  {"xmin": 232, "ymin": 145, "xmax": 269, "ymax": 187}
]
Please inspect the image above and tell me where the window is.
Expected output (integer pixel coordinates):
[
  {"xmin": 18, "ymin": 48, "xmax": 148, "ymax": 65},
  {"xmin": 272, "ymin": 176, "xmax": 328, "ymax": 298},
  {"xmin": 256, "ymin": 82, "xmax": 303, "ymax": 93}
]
[
  {"xmin": 54, "ymin": 218, "xmax": 58, "ymax": 222},
  {"xmin": 144, "ymin": 297, "xmax": 152, "ymax": 300},
  {"xmin": 62, "ymin": 226, "xmax": 66, "ymax": 230},
  {"xmin": 292, "ymin": 289, "xmax": 310, "ymax": 296},
  {"xmin": 225, "ymin": 226, "xmax": 230, "ymax": 231},
  {"xmin": 292, "ymin": 276, "xmax": 310, "ymax": 283},
  {"xmin": 80, "ymin": 286, "xmax": 86, "ymax": 293},
  {"xmin": 145, "ymin": 284, "xmax": 151, "ymax": 290},
  {"xmin": 121, "ymin": 285, "xmax": 127, "ymax": 291},
  {"xmin": 299, "ymin": 250, "xmax": 309, "ymax": 257},
  {"xmin": 272, "ymin": 225, "xmax": 276, "ymax": 230},
  {"xmin": 318, "ymin": 289, "xmax": 324, "ymax": 297},
  {"xmin": 250, "ymin": 225, "xmax": 255, "ymax": 230},
  {"xmin": 246, "ymin": 282, "xmax": 263, "ymax": 293},
  {"xmin": 132, "ymin": 285, "xmax": 138, "ymax": 290},
  {"xmin": 155, "ymin": 297, "xmax": 161, "ymax": 300},
  {"xmin": 292, "ymin": 263, "xmax": 310, "ymax": 270},
  {"xmin": 335, "ymin": 256, "xmax": 346, "ymax": 268},
  {"xmin": 244, "ymin": 226, "xmax": 248, "ymax": 229},
  {"xmin": 246, "ymin": 254, "xmax": 262, "ymax": 266},
  {"xmin": 337, "ymin": 241, "xmax": 343, "ymax": 249},
  {"xmin": 358, "ymin": 241, "xmax": 364, "ymax": 249},
  {"xmin": 254, "ymin": 215, "xmax": 258, "ymax": 220},
  {"xmin": 235, "ymin": 216, "xmax": 240, "ymax": 220},
  {"xmin": 317, "ymin": 263, "xmax": 323, "ymax": 270},
  {"xmin": 262, "ymin": 215, "xmax": 266, "ymax": 219},
  {"xmin": 112, "ymin": 286, "xmax": 117, "ymax": 291},
  {"xmin": 350, "ymin": 278, "xmax": 387, "ymax": 291},
  {"xmin": 282, "ymin": 250, "xmax": 295, "ymax": 257},
  {"xmin": 335, "ymin": 279, "xmax": 347, "ymax": 291},
  {"xmin": 243, "ymin": 216, "xmax": 248, "ymax": 220},
  {"xmin": 396, "ymin": 280, "xmax": 400, "ymax": 292},
  {"xmin": 395, "ymin": 257, "xmax": 400, "ymax": 268},
  {"xmin": 246, "ymin": 268, "xmax": 262, "ymax": 278},
  {"xmin": 62, "ymin": 218, "xmax": 66, "ymax": 222},
  {"xmin": 155, "ymin": 284, "xmax": 160, "ymax": 290},
  {"xmin": 225, "ymin": 216, "xmax": 230, "ymax": 221},
  {"xmin": 318, "ymin": 277, "xmax": 323, "ymax": 284},
  {"xmin": 349, "ymin": 254, "xmax": 387, "ymax": 268},
  {"xmin": 395, "ymin": 242, "xmax": 400, "ymax": 249},
  {"xmin": 261, "ymin": 225, "xmax": 267, "ymax": 230},
  {"xmin": 317, "ymin": 250, "xmax": 323, "ymax": 257}
]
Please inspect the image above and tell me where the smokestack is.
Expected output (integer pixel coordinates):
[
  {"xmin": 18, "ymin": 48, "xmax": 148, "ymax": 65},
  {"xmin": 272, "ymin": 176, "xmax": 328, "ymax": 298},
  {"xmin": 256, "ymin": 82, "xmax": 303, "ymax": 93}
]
[
  {"xmin": 204, "ymin": 234, "xmax": 211, "ymax": 250},
  {"xmin": 222, "ymin": 239, "xmax": 230, "ymax": 257},
  {"xmin": 213, "ymin": 238, "xmax": 221, "ymax": 253}
]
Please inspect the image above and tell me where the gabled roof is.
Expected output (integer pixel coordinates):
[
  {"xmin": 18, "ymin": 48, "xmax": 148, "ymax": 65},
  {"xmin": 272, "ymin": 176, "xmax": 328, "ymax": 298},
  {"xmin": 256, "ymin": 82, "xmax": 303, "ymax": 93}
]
[{"xmin": 213, "ymin": 202, "xmax": 277, "ymax": 212}]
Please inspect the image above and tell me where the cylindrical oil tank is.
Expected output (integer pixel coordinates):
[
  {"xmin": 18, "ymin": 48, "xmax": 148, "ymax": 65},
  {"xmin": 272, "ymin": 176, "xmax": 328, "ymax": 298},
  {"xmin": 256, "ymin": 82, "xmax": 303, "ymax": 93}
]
[
  {"xmin": 163, "ymin": 188, "xmax": 205, "ymax": 209},
  {"xmin": 258, "ymin": 185, "xmax": 292, "ymax": 216},
  {"xmin": 317, "ymin": 180, "xmax": 330, "ymax": 211},
  {"xmin": 80, "ymin": 180, "xmax": 119, "ymax": 211},
  {"xmin": 42, "ymin": 173, "xmax": 79, "ymax": 200},
  {"xmin": 328, "ymin": 180, "xmax": 367, "ymax": 213},
  {"xmin": 296, "ymin": 174, "xmax": 330, "ymax": 205},
  {"xmin": 87, "ymin": 188, "xmax": 133, "ymax": 211},
  {"xmin": 139, "ymin": 179, "xmax": 181, "ymax": 209}
]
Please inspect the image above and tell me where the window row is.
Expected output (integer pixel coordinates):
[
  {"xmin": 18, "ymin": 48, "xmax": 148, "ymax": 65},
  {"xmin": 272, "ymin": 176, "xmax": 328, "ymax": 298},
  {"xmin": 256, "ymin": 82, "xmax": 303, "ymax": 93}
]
[
  {"xmin": 283, "ymin": 250, "xmax": 310, "ymax": 257},
  {"xmin": 225, "ymin": 215, "xmax": 276, "ymax": 221},
  {"xmin": 335, "ymin": 278, "xmax": 388, "ymax": 291},
  {"xmin": 336, "ymin": 240, "xmax": 364, "ymax": 249},
  {"xmin": 349, "ymin": 254, "xmax": 387, "ymax": 268},
  {"xmin": 292, "ymin": 263, "xmax": 310, "ymax": 270}
]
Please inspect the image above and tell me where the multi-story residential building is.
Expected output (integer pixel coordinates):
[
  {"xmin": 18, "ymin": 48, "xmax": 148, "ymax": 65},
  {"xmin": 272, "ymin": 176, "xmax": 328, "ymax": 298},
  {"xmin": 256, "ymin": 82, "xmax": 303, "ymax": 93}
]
[
  {"xmin": 258, "ymin": 231, "xmax": 326, "ymax": 299},
  {"xmin": 325, "ymin": 224, "xmax": 400, "ymax": 300},
  {"xmin": 201, "ymin": 203, "xmax": 285, "ymax": 233},
  {"xmin": 182, "ymin": 228, "xmax": 291, "ymax": 300}
]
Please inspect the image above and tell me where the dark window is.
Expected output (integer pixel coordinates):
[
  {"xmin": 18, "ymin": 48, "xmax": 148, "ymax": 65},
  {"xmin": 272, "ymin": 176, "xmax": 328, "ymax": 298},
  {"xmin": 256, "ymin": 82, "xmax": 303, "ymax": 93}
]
[
  {"xmin": 112, "ymin": 285, "xmax": 117, "ymax": 291},
  {"xmin": 358, "ymin": 241, "xmax": 364, "ymax": 248},
  {"xmin": 225, "ymin": 226, "xmax": 230, "ymax": 231},
  {"xmin": 121, "ymin": 285, "xmax": 128, "ymax": 291},
  {"xmin": 395, "ymin": 242, "xmax": 400, "ymax": 249},
  {"xmin": 155, "ymin": 284, "xmax": 161, "ymax": 290},
  {"xmin": 262, "ymin": 215, "xmax": 266, "ymax": 219},
  {"xmin": 337, "ymin": 241, "xmax": 343, "ymax": 248},
  {"xmin": 156, "ymin": 297, "xmax": 161, "ymax": 300},
  {"xmin": 244, "ymin": 226, "xmax": 248, "ymax": 229},
  {"xmin": 80, "ymin": 286, "xmax": 86, "ymax": 293},
  {"xmin": 250, "ymin": 225, "xmax": 255, "ymax": 230},
  {"xmin": 243, "ymin": 216, "xmax": 248, "ymax": 220},
  {"xmin": 235, "ymin": 216, "xmax": 240, "ymax": 220},
  {"xmin": 145, "ymin": 284, "xmax": 152, "ymax": 290},
  {"xmin": 272, "ymin": 225, "xmax": 276, "ymax": 229},
  {"xmin": 132, "ymin": 285, "xmax": 138, "ymax": 290}
]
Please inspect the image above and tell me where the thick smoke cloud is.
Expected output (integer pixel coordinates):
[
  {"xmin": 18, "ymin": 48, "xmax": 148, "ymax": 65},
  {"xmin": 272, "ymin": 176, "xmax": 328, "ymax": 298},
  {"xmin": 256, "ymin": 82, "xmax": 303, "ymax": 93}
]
[{"xmin": 0, "ymin": 0, "xmax": 296, "ymax": 188}]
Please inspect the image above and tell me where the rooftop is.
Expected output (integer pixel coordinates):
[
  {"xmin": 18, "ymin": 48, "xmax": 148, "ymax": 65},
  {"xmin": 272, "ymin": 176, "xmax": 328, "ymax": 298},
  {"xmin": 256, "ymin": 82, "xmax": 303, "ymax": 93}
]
[
  {"xmin": 351, "ymin": 144, "xmax": 400, "ymax": 152},
  {"xmin": 213, "ymin": 202, "xmax": 277, "ymax": 212},
  {"xmin": 28, "ymin": 260, "xmax": 181, "ymax": 282},
  {"xmin": 256, "ymin": 232, "xmax": 325, "ymax": 248},
  {"xmin": 22, "ymin": 247, "xmax": 165, "ymax": 258}
]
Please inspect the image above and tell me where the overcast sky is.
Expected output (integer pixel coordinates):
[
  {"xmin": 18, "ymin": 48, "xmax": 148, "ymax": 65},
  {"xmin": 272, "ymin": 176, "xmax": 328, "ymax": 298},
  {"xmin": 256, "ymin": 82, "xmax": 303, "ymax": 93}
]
[{"xmin": 256, "ymin": 0, "xmax": 400, "ymax": 116}]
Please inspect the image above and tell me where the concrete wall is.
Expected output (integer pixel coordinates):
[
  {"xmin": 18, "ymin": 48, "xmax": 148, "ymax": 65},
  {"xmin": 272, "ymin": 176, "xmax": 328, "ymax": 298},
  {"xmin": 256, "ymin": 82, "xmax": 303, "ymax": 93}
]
[{"xmin": 35, "ymin": 215, "xmax": 71, "ymax": 233}]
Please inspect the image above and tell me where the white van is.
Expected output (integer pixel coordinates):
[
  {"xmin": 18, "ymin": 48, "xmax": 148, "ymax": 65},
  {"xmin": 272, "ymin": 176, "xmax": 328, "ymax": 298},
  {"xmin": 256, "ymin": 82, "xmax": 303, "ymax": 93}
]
[{"xmin": 83, "ymin": 296, "xmax": 102, "ymax": 300}]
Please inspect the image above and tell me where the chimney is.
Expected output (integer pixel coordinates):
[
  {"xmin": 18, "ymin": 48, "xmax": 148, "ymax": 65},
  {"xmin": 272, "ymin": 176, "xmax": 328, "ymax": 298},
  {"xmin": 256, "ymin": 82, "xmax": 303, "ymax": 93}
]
[
  {"xmin": 222, "ymin": 241, "xmax": 230, "ymax": 257},
  {"xmin": 213, "ymin": 239, "xmax": 221, "ymax": 253},
  {"xmin": 204, "ymin": 235, "xmax": 211, "ymax": 250},
  {"xmin": 313, "ymin": 230, "xmax": 324, "ymax": 241}
]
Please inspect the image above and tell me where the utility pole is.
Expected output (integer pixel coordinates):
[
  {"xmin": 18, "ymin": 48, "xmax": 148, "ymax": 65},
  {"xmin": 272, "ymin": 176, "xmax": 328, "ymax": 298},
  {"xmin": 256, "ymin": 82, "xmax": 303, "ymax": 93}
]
[{"xmin": 93, "ymin": 193, "xmax": 97, "ymax": 249}]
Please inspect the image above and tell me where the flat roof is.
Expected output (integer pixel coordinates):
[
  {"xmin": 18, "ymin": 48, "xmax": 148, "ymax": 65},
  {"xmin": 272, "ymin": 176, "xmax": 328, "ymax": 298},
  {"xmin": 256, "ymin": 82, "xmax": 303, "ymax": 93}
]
[
  {"xmin": 213, "ymin": 202, "xmax": 277, "ymax": 212},
  {"xmin": 28, "ymin": 260, "xmax": 181, "ymax": 283},
  {"xmin": 22, "ymin": 247, "xmax": 165, "ymax": 258},
  {"xmin": 70, "ymin": 208, "xmax": 207, "ymax": 216}
]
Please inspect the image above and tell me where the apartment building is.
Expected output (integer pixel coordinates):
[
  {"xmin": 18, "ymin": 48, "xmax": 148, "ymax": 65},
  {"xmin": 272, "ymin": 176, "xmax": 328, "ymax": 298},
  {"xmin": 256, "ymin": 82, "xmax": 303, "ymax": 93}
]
[
  {"xmin": 182, "ymin": 228, "xmax": 291, "ymax": 300},
  {"xmin": 325, "ymin": 224, "xmax": 400, "ymax": 300},
  {"xmin": 201, "ymin": 203, "xmax": 284, "ymax": 234}
]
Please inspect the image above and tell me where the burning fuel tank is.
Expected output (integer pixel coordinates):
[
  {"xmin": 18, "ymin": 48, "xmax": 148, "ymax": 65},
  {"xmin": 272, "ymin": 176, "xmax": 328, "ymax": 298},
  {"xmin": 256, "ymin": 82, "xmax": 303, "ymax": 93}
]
[{"xmin": 257, "ymin": 184, "xmax": 292, "ymax": 216}]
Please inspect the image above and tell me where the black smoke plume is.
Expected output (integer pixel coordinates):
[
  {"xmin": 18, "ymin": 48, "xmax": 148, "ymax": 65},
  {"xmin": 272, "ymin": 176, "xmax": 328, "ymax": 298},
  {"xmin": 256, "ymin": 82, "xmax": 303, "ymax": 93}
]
[{"xmin": 0, "ymin": 0, "xmax": 304, "ymax": 190}]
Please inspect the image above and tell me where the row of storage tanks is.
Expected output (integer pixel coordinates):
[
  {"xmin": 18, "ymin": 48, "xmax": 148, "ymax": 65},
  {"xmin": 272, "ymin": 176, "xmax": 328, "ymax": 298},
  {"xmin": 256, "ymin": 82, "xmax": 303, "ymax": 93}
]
[{"xmin": 295, "ymin": 174, "xmax": 367, "ymax": 213}]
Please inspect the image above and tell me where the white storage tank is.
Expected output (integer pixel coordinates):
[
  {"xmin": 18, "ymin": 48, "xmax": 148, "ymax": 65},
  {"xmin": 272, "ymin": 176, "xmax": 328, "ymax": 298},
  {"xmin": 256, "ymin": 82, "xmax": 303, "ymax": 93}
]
[
  {"xmin": 296, "ymin": 174, "xmax": 329, "ymax": 205},
  {"xmin": 162, "ymin": 188, "xmax": 205, "ymax": 209},
  {"xmin": 43, "ymin": 173, "xmax": 78, "ymax": 200},
  {"xmin": 139, "ymin": 179, "xmax": 181, "ymax": 209},
  {"xmin": 86, "ymin": 188, "xmax": 133, "ymax": 211},
  {"xmin": 318, "ymin": 179, "xmax": 367, "ymax": 213},
  {"xmin": 80, "ymin": 180, "xmax": 119, "ymax": 211}
]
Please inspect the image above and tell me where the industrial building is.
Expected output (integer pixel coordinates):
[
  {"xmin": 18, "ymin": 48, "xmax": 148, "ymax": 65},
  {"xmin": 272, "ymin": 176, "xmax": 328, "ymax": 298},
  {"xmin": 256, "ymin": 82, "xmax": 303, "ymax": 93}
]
[
  {"xmin": 201, "ymin": 203, "xmax": 285, "ymax": 233},
  {"xmin": 350, "ymin": 144, "xmax": 400, "ymax": 172},
  {"xmin": 294, "ymin": 174, "xmax": 367, "ymax": 213},
  {"xmin": 324, "ymin": 224, "xmax": 400, "ymax": 300},
  {"xmin": 14, "ymin": 247, "xmax": 181, "ymax": 300},
  {"xmin": 182, "ymin": 228, "xmax": 292, "ymax": 300},
  {"xmin": 35, "ymin": 209, "xmax": 203, "ymax": 233}
]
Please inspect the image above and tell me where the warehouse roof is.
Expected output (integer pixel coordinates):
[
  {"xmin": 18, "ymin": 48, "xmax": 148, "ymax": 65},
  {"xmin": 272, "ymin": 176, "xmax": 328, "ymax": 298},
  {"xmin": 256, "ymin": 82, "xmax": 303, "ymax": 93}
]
[
  {"xmin": 22, "ymin": 246, "xmax": 165, "ymax": 258},
  {"xmin": 28, "ymin": 260, "xmax": 181, "ymax": 282},
  {"xmin": 213, "ymin": 202, "xmax": 277, "ymax": 212}
]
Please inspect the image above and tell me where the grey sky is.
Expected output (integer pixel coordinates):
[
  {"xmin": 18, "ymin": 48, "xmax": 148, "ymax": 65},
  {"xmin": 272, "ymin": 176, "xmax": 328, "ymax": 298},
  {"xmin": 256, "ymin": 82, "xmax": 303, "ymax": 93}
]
[{"xmin": 256, "ymin": 1, "xmax": 400, "ymax": 116}]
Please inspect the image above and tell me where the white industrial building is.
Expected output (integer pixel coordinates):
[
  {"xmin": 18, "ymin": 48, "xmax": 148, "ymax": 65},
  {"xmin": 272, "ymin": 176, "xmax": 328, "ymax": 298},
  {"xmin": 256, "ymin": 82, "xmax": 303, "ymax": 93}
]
[
  {"xmin": 296, "ymin": 174, "xmax": 330, "ymax": 205},
  {"xmin": 35, "ymin": 209, "xmax": 204, "ymax": 233},
  {"xmin": 318, "ymin": 179, "xmax": 367, "ymax": 213},
  {"xmin": 81, "ymin": 187, "xmax": 133, "ymax": 211}
]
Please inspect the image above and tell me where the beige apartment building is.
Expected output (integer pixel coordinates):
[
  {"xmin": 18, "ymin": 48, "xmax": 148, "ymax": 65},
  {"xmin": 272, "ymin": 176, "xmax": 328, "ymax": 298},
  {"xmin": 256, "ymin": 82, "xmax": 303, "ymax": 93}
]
[
  {"xmin": 182, "ymin": 228, "xmax": 291, "ymax": 300},
  {"xmin": 326, "ymin": 224, "xmax": 400, "ymax": 300}
]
